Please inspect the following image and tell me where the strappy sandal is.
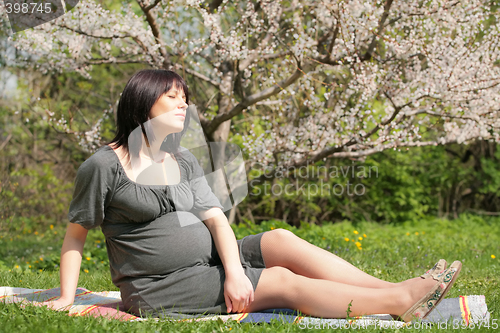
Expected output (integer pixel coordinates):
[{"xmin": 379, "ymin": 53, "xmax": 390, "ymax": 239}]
[
  {"xmin": 401, "ymin": 260, "xmax": 462, "ymax": 322},
  {"xmin": 421, "ymin": 259, "xmax": 447, "ymax": 279}
]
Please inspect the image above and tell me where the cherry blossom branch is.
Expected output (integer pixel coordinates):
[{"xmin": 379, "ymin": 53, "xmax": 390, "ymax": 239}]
[
  {"xmin": 136, "ymin": 0, "xmax": 169, "ymax": 67},
  {"xmin": 205, "ymin": 65, "xmax": 310, "ymax": 134},
  {"xmin": 173, "ymin": 63, "xmax": 220, "ymax": 87},
  {"xmin": 58, "ymin": 23, "xmax": 151, "ymax": 56},
  {"xmin": 362, "ymin": 0, "xmax": 393, "ymax": 61},
  {"xmin": 144, "ymin": 0, "xmax": 162, "ymax": 12},
  {"xmin": 87, "ymin": 58, "xmax": 148, "ymax": 65}
]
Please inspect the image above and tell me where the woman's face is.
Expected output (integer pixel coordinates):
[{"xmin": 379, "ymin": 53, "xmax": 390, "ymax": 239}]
[{"xmin": 148, "ymin": 86, "xmax": 188, "ymax": 134}]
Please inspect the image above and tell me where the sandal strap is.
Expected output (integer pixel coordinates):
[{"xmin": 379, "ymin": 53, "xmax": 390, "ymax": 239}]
[{"xmin": 421, "ymin": 259, "xmax": 447, "ymax": 280}]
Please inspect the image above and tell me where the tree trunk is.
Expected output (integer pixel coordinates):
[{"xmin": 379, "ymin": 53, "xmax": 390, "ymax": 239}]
[{"xmin": 206, "ymin": 62, "xmax": 234, "ymax": 220}]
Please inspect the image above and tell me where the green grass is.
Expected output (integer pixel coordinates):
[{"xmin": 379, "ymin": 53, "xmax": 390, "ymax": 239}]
[{"xmin": 0, "ymin": 214, "xmax": 499, "ymax": 332}]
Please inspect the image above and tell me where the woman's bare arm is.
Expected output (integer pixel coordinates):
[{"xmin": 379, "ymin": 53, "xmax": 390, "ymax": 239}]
[
  {"xmin": 201, "ymin": 208, "xmax": 254, "ymax": 313},
  {"xmin": 40, "ymin": 222, "xmax": 88, "ymax": 310}
]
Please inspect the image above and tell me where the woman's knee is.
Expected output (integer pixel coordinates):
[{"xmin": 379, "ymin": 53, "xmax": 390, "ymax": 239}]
[
  {"xmin": 265, "ymin": 228, "xmax": 297, "ymax": 243},
  {"xmin": 258, "ymin": 266, "xmax": 299, "ymax": 303}
]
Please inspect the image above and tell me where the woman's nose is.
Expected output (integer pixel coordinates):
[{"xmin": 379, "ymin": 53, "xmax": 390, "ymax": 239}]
[{"xmin": 179, "ymin": 99, "xmax": 188, "ymax": 109}]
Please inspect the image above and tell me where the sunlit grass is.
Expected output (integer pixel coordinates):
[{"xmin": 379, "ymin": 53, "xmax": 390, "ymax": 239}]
[{"xmin": 0, "ymin": 214, "xmax": 498, "ymax": 332}]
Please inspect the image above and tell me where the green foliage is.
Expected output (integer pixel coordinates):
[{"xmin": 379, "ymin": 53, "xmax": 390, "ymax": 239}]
[
  {"xmin": 0, "ymin": 63, "xmax": 144, "ymax": 228},
  {"xmin": 0, "ymin": 164, "xmax": 73, "ymax": 225},
  {"xmin": 242, "ymin": 142, "xmax": 500, "ymax": 225}
]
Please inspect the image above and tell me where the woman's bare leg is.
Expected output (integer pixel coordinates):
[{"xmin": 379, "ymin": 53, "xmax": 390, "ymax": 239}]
[
  {"xmin": 261, "ymin": 229, "xmax": 417, "ymax": 288},
  {"xmin": 246, "ymin": 266, "xmax": 436, "ymax": 318}
]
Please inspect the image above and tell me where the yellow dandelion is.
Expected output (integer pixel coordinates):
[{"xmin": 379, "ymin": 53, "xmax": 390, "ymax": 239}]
[
  {"xmin": 96, "ymin": 240, "xmax": 101, "ymax": 243},
  {"xmin": 344, "ymin": 238, "xmax": 349, "ymax": 242},
  {"xmin": 101, "ymin": 261, "xmax": 104, "ymax": 264},
  {"xmin": 39, "ymin": 257, "xmax": 44, "ymax": 261},
  {"xmin": 492, "ymin": 255, "xmax": 496, "ymax": 259},
  {"xmin": 34, "ymin": 231, "xmax": 38, "ymax": 235},
  {"xmin": 322, "ymin": 237, "xmax": 326, "ymax": 240},
  {"xmin": 406, "ymin": 232, "xmax": 410, "ymax": 236},
  {"xmin": 84, "ymin": 269, "xmax": 89, "ymax": 273},
  {"xmin": 355, "ymin": 242, "xmax": 362, "ymax": 247},
  {"xmin": 15, "ymin": 265, "xmax": 19, "ymax": 269},
  {"xmin": 39, "ymin": 269, "xmax": 42, "ymax": 272},
  {"xmin": 28, "ymin": 265, "xmax": 31, "ymax": 268},
  {"xmin": 50, "ymin": 225, "xmax": 54, "ymax": 230},
  {"xmin": 35, "ymin": 260, "xmax": 39, "ymax": 264},
  {"xmin": 358, "ymin": 237, "xmax": 363, "ymax": 241},
  {"xmin": 363, "ymin": 234, "xmax": 367, "ymax": 238},
  {"xmin": 422, "ymin": 231, "xmax": 425, "ymax": 235},
  {"xmin": 54, "ymin": 231, "xmax": 57, "ymax": 234},
  {"xmin": 26, "ymin": 261, "xmax": 29, "ymax": 264},
  {"xmin": 415, "ymin": 232, "xmax": 419, "ymax": 236},
  {"xmin": 86, "ymin": 257, "xmax": 91, "ymax": 261},
  {"xmin": 353, "ymin": 230, "xmax": 359, "ymax": 235},
  {"xmin": 270, "ymin": 227, "xmax": 275, "ymax": 230}
]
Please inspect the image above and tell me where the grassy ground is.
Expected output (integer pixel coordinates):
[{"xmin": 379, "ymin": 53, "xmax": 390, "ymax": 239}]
[{"xmin": 0, "ymin": 214, "xmax": 498, "ymax": 332}]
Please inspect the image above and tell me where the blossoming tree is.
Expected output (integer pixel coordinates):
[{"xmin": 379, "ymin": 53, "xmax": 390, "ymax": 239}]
[{"xmin": 4, "ymin": 0, "xmax": 500, "ymax": 177}]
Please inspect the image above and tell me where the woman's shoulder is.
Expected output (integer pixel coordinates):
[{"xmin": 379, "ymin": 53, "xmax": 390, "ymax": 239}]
[
  {"xmin": 175, "ymin": 146, "xmax": 196, "ymax": 162},
  {"xmin": 77, "ymin": 145, "xmax": 120, "ymax": 176},
  {"xmin": 174, "ymin": 147, "xmax": 205, "ymax": 177}
]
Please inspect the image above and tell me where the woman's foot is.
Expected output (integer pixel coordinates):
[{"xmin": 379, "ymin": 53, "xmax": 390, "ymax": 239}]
[
  {"xmin": 399, "ymin": 261, "xmax": 462, "ymax": 322},
  {"xmin": 397, "ymin": 259, "xmax": 448, "ymax": 287}
]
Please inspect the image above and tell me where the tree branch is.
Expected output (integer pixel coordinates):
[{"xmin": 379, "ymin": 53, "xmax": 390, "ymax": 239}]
[
  {"xmin": 58, "ymin": 24, "xmax": 129, "ymax": 39},
  {"xmin": 136, "ymin": 0, "xmax": 169, "ymax": 67},
  {"xmin": 238, "ymin": 5, "xmax": 283, "ymax": 71},
  {"xmin": 144, "ymin": 0, "xmax": 162, "ymax": 12},
  {"xmin": 87, "ymin": 58, "xmax": 148, "ymax": 65},
  {"xmin": 0, "ymin": 133, "xmax": 12, "ymax": 151},
  {"xmin": 208, "ymin": 0, "xmax": 223, "ymax": 13},
  {"xmin": 58, "ymin": 24, "xmax": 153, "ymax": 62},
  {"xmin": 362, "ymin": 0, "xmax": 393, "ymax": 61},
  {"xmin": 173, "ymin": 63, "xmax": 220, "ymax": 88},
  {"xmin": 204, "ymin": 65, "xmax": 309, "ymax": 134}
]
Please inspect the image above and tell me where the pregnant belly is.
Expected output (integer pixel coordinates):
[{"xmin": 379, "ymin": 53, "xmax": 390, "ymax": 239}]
[{"xmin": 106, "ymin": 211, "xmax": 220, "ymax": 280}]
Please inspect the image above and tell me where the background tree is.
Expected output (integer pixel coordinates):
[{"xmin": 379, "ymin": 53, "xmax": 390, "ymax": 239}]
[
  {"xmin": 5, "ymin": 0, "xmax": 499, "ymax": 167},
  {"xmin": 1, "ymin": 0, "xmax": 499, "ymax": 225}
]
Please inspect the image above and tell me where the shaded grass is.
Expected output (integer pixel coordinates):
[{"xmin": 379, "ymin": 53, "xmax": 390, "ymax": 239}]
[{"xmin": 1, "ymin": 214, "xmax": 499, "ymax": 332}]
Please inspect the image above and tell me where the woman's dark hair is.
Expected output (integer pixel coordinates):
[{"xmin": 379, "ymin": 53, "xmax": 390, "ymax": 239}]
[{"xmin": 109, "ymin": 69, "xmax": 190, "ymax": 156}]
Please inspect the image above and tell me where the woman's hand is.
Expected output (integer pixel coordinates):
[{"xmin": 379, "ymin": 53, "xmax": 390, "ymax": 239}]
[
  {"xmin": 35, "ymin": 297, "xmax": 73, "ymax": 311},
  {"xmin": 224, "ymin": 269, "xmax": 254, "ymax": 313}
]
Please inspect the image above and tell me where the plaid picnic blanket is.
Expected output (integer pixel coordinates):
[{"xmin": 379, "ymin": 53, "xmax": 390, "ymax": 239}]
[{"xmin": 0, "ymin": 287, "xmax": 491, "ymax": 328}]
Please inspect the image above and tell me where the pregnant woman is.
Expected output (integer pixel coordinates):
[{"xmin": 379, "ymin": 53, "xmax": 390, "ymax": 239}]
[{"xmin": 43, "ymin": 69, "xmax": 461, "ymax": 321}]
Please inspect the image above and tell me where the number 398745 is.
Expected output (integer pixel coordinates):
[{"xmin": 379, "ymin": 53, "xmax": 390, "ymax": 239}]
[{"xmin": 5, "ymin": 2, "xmax": 52, "ymax": 14}]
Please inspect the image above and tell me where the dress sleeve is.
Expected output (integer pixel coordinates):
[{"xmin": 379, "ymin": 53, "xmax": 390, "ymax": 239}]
[
  {"xmin": 186, "ymin": 151, "xmax": 224, "ymax": 213},
  {"xmin": 67, "ymin": 153, "xmax": 116, "ymax": 230}
]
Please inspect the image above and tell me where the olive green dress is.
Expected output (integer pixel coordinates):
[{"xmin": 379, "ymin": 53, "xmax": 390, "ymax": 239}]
[{"xmin": 68, "ymin": 145, "xmax": 265, "ymax": 318}]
